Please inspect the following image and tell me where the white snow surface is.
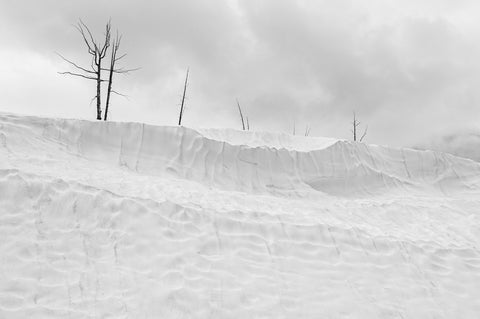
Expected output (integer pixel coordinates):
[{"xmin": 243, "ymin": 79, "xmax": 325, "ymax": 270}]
[
  {"xmin": 416, "ymin": 131, "xmax": 480, "ymax": 163},
  {"xmin": 0, "ymin": 112, "xmax": 480, "ymax": 318}
]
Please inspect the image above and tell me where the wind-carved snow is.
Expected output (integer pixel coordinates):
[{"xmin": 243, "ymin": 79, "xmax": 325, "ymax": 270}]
[{"xmin": 0, "ymin": 112, "xmax": 479, "ymax": 318}]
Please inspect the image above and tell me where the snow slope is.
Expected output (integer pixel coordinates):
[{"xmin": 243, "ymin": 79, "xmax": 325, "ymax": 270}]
[
  {"xmin": 0, "ymin": 112, "xmax": 479, "ymax": 318},
  {"xmin": 416, "ymin": 131, "xmax": 480, "ymax": 163}
]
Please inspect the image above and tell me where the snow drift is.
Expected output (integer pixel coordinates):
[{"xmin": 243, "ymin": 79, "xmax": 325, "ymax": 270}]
[
  {"xmin": 416, "ymin": 131, "xmax": 480, "ymax": 163},
  {"xmin": 1, "ymin": 113, "xmax": 479, "ymax": 318}
]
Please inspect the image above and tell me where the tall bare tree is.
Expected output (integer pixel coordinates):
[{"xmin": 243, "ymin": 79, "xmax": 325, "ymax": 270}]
[
  {"xmin": 58, "ymin": 20, "xmax": 111, "ymax": 120},
  {"xmin": 103, "ymin": 32, "xmax": 138, "ymax": 121},
  {"xmin": 351, "ymin": 111, "xmax": 368, "ymax": 142},
  {"xmin": 178, "ymin": 68, "xmax": 189, "ymax": 125}
]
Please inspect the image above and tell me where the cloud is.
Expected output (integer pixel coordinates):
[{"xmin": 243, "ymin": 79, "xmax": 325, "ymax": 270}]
[{"xmin": 1, "ymin": 0, "xmax": 480, "ymax": 146}]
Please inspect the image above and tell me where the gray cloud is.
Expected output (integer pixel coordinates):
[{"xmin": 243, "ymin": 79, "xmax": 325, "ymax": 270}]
[{"xmin": 1, "ymin": 0, "xmax": 480, "ymax": 146}]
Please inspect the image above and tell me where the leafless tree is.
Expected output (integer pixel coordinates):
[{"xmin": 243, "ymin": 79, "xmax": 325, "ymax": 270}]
[
  {"xmin": 58, "ymin": 19, "xmax": 111, "ymax": 120},
  {"xmin": 293, "ymin": 121, "xmax": 311, "ymax": 136},
  {"xmin": 236, "ymin": 99, "xmax": 246, "ymax": 130},
  {"xmin": 103, "ymin": 32, "xmax": 138, "ymax": 121},
  {"xmin": 178, "ymin": 68, "xmax": 189, "ymax": 125},
  {"xmin": 351, "ymin": 111, "xmax": 368, "ymax": 142},
  {"xmin": 304, "ymin": 125, "xmax": 311, "ymax": 137}
]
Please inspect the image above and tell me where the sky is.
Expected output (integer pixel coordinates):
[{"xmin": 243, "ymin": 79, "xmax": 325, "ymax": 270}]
[{"xmin": 1, "ymin": 0, "xmax": 480, "ymax": 147}]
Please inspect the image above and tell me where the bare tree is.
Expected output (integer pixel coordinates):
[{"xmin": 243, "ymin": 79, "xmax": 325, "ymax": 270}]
[
  {"xmin": 351, "ymin": 111, "xmax": 368, "ymax": 142},
  {"xmin": 178, "ymin": 68, "xmax": 189, "ymax": 125},
  {"xmin": 103, "ymin": 32, "xmax": 138, "ymax": 121},
  {"xmin": 58, "ymin": 20, "xmax": 111, "ymax": 120},
  {"xmin": 360, "ymin": 125, "xmax": 368, "ymax": 142},
  {"xmin": 304, "ymin": 125, "xmax": 311, "ymax": 137},
  {"xmin": 236, "ymin": 99, "xmax": 246, "ymax": 130},
  {"xmin": 293, "ymin": 122, "xmax": 310, "ymax": 136}
]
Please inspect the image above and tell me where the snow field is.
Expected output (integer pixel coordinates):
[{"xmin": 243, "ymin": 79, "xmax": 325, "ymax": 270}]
[{"xmin": 0, "ymin": 113, "xmax": 479, "ymax": 318}]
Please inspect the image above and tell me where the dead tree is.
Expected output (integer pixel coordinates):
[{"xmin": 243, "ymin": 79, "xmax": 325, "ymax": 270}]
[
  {"xmin": 58, "ymin": 20, "xmax": 111, "ymax": 120},
  {"xmin": 236, "ymin": 99, "xmax": 246, "ymax": 130},
  {"xmin": 178, "ymin": 68, "xmax": 189, "ymax": 125},
  {"xmin": 103, "ymin": 32, "xmax": 138, "ymax": 121},
  {"xmin": 304, "ymin": 125, "xmax": 311, "ymax": 136},
  {"xmin": 351, "ymin": 112, "xmax": 368, "ymax": 142}
]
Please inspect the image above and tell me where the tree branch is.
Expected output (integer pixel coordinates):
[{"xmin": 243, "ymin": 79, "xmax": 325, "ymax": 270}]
[
  {"xmin": 360, "ymin": 125, "xmax": 368, "ymax": 142},
  {"xmin": 58, "ymin": 71, "xmax": 99, "ymax": 80},
  {"xmin": 89, "ymin": 95, "xmax": 98, "ymax": 106},
  {"xmin": 75, "ymin": 21, "xmax": 95, "ymax": 55},
  {"xmin": 111, "ymin": 89, "xmax": 129, "ymax": 99},
  {"xmin": 78, "ymin": 19, "xmax": 98, "ymax": 53},
  {"xmin": 100, "ymin": 67, "xmax": 141, "ymax": 73},
  {"xmin": 56, "ymin": 52, "xmax": 96, "ymax": 74},
  {"xmin": 114, "ymin": 53, "xmax": 127, "ymax": 62},
  {"xmin": 99, "ymin": 20, "xmax": 111, "ymax": 58}
]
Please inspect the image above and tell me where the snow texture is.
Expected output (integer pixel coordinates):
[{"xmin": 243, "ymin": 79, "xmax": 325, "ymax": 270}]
[
  {"xmin": 0, "ymin": 112, "xmax": 480, "ymax": 318},
  {"xmin": 416, "ymin": 131, "xmax": 480, "ymax": 163}
]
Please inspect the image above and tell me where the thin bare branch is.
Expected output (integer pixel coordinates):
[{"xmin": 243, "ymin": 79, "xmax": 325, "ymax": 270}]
[
  {"xmin": 360, "ymin": 125, "xmax": 368, "ymax": 142},
  {"xmin": 75, "ymin": 21, "xmax": 96, "ymax": 55},
  {"xmin": 101, "ymin": 67, "xmax": 141, "ymax": 73},
  {"xmin": 74, "ymin": 25, "xmax": 95, "ymax": 55},
  {"xmin": 56, "ymin": 52, "xmax": 96, "ymax": 74},
  {"xmin": 115, "ymin": 53, "xmax": 127, "ymax": 62},
  {"xmin": 99, "ymin": 20, "xmax": 111, "ymax": 58},
  {"xmin": 111, "ymin": 90, "xmax": 129, "ymax": 99},
  {"xmin": 89, "ymin": 95, "xmax": 97, "ymax": 106},
  {"xmin": 79, "ymin": 19, "xmax": 98, "ymax": 52},
  {"xmin": 58, "ymin": 71, "xmax": 99, "ymax": 81}
]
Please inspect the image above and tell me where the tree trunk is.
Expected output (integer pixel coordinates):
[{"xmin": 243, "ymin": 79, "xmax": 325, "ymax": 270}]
[
  {"xmin": 96, "ymin": 63, "xmax": 102, "ymax": 120},
  {"xmin": 178, "ymin": 68, "xmax": 189, "ymax": 125},
  {"xmin": 353, "ymin": 112, "xmax": 357, "ymax": 141},
  {"xmin": 104, "ymin": 64, "xmax": 114, "ymax": 121},
  {"xmin": 236, "ymin": 99, "xmax": 245, "ymax": 130}
]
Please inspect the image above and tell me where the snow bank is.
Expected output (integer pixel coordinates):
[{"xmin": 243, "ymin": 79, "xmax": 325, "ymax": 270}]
[
  {"xmin": 197, "ymin": 127, "xmax": 339, "ymax": 151},
  {"xmin": 416, "ymin": 131, "xmax": 480, "ymax": 163},
  {"xmin": 1, "ymin": 113, "xmax": 480, "ymax": 318},
  {"xmin": 2, "ymin": 113, "xmax": 479, "ymax": 197}
]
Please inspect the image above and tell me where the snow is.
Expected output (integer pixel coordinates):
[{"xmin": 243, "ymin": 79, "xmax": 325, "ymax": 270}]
[
  {"xmin": 0, "ymin": 112, "xmax": 480, "ymax": 318},
  {"xmin": 416, "ymin": 131, "xmax": 480, "ymax": 163}
]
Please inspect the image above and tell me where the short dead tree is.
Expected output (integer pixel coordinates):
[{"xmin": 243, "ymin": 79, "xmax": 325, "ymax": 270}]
[
  {"xmin": 178, "ymin": 68, "xmax": 189, "ymax": 125},
  {"xmin": 235, "ymin": 99, "xmax": 250, "ymax": 131},
  {"xmin": 305, "ymin": 125, "xmax": 311, "ymax": 137},
  {"xmin": 351, "ymin": 112, "xmax": 368, "ymax": 142},
  {"xmin": 236, "ymin": 99, "xmax": 246, "ymax": 130}
]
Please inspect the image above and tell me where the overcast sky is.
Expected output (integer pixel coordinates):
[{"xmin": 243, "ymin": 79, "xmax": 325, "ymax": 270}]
[{"xmin": 1, "ymin": 0, "xmax": 480, "ymax": 146}]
